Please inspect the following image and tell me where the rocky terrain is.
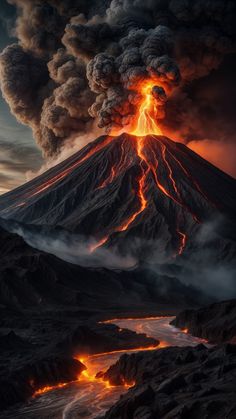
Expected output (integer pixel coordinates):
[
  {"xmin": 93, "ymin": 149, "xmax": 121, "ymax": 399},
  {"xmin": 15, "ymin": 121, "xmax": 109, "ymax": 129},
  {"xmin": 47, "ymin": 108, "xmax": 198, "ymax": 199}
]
[
  {"xmin": 100, "ymin": 343, "xmax": 236, "ymax": 419},
  {"xmin": 171, "ymin": 299, "xmax": 236, "ymax": 344},
  {"xmin": 0, "ymin": 224, "xmax": 207, "ymax": 311},
  {"xmin": 0, "ymin": 133, "xmax": 235, "ymax": 416},
  {"xmin": 0, "ymin": 224, "xmax": 190, "ymax": 412},
  {"xmin": 0, "ymin": 225, "xmax": 235, "ymax": 415},
  {"xmin": 0, "ymin": 134, "xmax": 235, "ymax": 263},
  {"xmin": 0, "ymin": 308, "xmax": 160, "ymax": 411}
]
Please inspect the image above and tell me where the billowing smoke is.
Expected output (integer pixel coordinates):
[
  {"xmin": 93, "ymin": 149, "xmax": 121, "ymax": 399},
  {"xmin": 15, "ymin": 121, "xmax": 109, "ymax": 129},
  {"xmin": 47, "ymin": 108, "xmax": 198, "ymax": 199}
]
[{"xmin": 0, "ymin": 0, "xmax": 236, "ymax": 166}]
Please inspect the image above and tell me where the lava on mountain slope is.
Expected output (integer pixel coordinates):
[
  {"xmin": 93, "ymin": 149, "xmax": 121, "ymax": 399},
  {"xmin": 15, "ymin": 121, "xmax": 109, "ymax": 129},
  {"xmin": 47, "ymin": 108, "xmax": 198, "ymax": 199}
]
[{"xmin": 0, "ymin": 81, "xmax": 235, "ymax": 259}]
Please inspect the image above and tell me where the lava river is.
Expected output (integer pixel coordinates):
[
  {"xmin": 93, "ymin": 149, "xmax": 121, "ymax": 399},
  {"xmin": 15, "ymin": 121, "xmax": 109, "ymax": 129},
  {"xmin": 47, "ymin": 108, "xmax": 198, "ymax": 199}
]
[{"xmin": 1, "ymin": 317, "xmax": 208, "ymax": 419}]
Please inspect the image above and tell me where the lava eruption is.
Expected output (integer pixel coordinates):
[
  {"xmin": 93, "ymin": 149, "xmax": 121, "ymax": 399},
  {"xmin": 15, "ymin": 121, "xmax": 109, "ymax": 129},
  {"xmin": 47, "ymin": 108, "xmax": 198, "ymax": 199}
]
[{"xmin": 1, "ymin": 77, "xmax": 235, "ymax": 263}]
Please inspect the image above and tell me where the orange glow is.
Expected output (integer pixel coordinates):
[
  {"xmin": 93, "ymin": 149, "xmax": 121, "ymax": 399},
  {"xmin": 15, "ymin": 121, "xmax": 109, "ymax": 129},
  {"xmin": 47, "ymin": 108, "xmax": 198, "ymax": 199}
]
[
  {"xmin": 76, "ymin": 344, "xmax": 161, "ymax": 362},
  {"xmin": 89, "ymin": 136, "xmax": 149, "ymax": 252},
  {"xmin": 77, "ymin": 356, "xmax": 136, "ymax": 389},
  {"xmin": 181, "ymin": 328, "xmax": 189, "ymax": 334},
  {"xmin": 89, "ymin": 235, "xmax": 109, "ymax": 252},
  {"xmin": 177, "ymin": 230, "xmax": 187, "ymax": 255},
  {"xmin": 101, "ymin": 316, "xmax": 165, "ymax": 323},
  {"xmin": 75, "ymin": 340, "xmax": 167, "ymax": 389},
  {"xmin": 32, "ymin": 382, "xmax": 69, "ymax": 397},
  {"xmin": 130, "ymin": 80, "xmax": 162, "ymax": 137},
  {"xmin": 7, "ymin": 79, "xmax": 210, "ymax": 258}
]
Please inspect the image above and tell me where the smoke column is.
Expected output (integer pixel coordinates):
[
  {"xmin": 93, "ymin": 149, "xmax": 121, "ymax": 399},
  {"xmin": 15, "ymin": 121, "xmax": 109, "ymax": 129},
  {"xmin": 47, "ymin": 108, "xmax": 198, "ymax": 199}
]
[{"xmin": 0, "ymin": 0, "xmax": 235, "ymax": 175}]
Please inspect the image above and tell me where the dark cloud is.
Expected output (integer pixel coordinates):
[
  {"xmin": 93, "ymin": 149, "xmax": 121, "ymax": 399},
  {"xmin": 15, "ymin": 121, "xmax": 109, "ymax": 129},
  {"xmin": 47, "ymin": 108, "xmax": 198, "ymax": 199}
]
[{"xmin": 0, "ymin": 0, "xmax": 235, "ymax": 163}]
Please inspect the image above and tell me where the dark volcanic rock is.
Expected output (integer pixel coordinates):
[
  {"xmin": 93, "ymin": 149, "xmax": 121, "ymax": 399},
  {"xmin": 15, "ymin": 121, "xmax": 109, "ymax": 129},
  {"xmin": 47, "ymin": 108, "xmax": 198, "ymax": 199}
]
[
  {"xmin": 0, "ymin": 224, "xmax": 207, "ymax": 310},
  {"xmin": 171, "ymin": 300, "xmax": 236, "ymax": 343},
  {"xmin": 0, "ymin": 226, "xmax": 167, "ymax": 412},
  {"xmin": 0, "ymin": 134, "xmax": 235, "ymax": 261},
  {"xmin": 100, "ymin": 344, "xmax": 236, "ymax": 419},
  {"xmin": 0, "ymin": 356, "xmax": 84, "ymax": 411},
  {"xmin": 58, "ymin": 322, "xmax": 158, "ymax": 355}
]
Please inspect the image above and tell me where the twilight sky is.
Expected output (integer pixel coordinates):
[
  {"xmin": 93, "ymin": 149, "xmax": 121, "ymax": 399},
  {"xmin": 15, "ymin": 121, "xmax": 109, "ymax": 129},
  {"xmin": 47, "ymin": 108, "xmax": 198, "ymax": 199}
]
[{"xmin": 0, "ymin": 1, "xmax": 42, "ymax": 194}]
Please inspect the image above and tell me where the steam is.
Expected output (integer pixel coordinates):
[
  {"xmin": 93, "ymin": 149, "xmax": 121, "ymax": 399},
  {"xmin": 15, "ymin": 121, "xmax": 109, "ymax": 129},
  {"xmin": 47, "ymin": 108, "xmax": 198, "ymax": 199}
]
[
  {"xmin": 2, "ymin": 216, "xmax": 235, "ymax": 300},
  {"xmin": 0, "ymin": 0, "xmax": 235, "ymax": 163},
  {"xmin": 6, "ymin": 223, "xmax": 138, "ymax": 269}
]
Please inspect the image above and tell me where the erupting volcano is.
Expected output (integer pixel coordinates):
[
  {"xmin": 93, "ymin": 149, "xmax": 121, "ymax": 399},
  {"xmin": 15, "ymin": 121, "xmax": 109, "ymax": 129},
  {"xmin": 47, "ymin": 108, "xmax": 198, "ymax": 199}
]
[
  {"xmin": 0, "ymin": 83, "xmax": 235, "ymax": 261},
  {"xmin": 130, "ymin": 80, "xmax": 164, "ymax": 137}
]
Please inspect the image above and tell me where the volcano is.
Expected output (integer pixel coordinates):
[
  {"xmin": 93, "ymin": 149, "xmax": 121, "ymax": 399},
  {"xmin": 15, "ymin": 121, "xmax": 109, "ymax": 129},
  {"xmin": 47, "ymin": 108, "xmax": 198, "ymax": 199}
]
[{"xmin": 0, "ymin": 133, "xmax": 235, "ymax": 261}]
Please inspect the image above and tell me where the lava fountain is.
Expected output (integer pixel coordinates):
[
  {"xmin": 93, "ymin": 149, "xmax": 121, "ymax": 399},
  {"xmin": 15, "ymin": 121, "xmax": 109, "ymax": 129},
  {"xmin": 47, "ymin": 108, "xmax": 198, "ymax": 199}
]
[
  {"xmin": 90, "ymin": 80, "xmax": 191, "ymax": 254},
  {"xmin": 130, "ymin": 80, "xmax": 163, "ymax": 137}
]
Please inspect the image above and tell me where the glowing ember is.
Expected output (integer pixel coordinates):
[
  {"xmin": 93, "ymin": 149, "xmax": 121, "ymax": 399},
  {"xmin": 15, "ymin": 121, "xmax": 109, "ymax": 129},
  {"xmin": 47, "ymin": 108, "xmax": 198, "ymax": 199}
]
[
  {"xmin": 32, "ymin": 382, "xmax": 69, "ymax": 397},
  {"xmin": 131, "ymin": 80, "xmax": 163, "ymax": 137}
]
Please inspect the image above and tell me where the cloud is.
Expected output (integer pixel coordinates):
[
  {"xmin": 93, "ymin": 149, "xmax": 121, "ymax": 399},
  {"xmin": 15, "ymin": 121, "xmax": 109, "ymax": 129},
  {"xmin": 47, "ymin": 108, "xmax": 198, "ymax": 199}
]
[
  {"xmin": 3, "ymin": 222, "xmax": 138, "ymax": 270},
  {"xmin": 0, "ymin": 139, "xmax": 43, "ymax": 194},
  {"xmin": 0, "ymin": 0, "xmax": 235, "ymax": 170}
]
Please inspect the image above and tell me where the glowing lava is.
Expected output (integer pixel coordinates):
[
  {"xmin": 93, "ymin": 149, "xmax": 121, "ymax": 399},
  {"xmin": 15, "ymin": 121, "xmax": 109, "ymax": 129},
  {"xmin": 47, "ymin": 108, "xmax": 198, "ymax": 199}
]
[
  {"xmin": 32, "ymin": 382, "xmax": 69, "ymax": 398},
  {"xmin": 130, "ymin": 80, "xmax": 163, "ymax": 137},
  {"xmin": 89, "ymin": 136, "xmax": 149, "ymax": 252},
  {"xmin": 89, "ymin": 81, "xmax": 191, "ymax": 255},
  {"xmin": 4, "ymin": 78, "xmax": 215, "ymax": 258},
  {"xmin": 30, "ymin": 317, "xmax": 208, "ymax": 402}
]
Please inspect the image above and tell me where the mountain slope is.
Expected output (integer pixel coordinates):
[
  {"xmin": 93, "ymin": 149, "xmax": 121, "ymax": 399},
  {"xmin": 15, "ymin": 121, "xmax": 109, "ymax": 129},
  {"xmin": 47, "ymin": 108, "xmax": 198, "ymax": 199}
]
[
  {"xmin": 0, "ymin": 134, "xmax": 235, "ymax": 260},
  {"xmin": 0, "ymin": 225, "xmax": 207, "ymax": 310}
]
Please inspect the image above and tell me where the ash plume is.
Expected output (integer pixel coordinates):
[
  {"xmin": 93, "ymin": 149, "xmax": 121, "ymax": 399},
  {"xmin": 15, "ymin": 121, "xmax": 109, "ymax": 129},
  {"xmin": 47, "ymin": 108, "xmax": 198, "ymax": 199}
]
[{"xmin": 0, "ymin": 0, "xmax": 236, "ymax": 168}]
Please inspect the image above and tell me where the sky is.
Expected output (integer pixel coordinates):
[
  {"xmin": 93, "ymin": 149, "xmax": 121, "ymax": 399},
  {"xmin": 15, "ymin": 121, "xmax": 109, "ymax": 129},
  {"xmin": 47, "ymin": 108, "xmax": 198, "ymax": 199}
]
[{"xmin": 0, "ymin": 1, "xmax": 43, "ymax": 195}]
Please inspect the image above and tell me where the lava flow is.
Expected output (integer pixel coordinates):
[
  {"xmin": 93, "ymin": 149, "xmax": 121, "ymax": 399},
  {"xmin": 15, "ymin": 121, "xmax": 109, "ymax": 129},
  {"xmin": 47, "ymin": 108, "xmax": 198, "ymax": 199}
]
[
  {"xmin": 30, "ymin": 316, "xmax": 207, "ymax": 403},
  {"xmin": 5, "ymin": 79, "xmax": 214, "ymax": 257},
  {"xmin": 130, "ymin": 80, "xmax": 163, "ymax": 137},
  {"xmin": 32, "ymin": 382, "xmax": 70, "ymax": 398},
  {"xmin": 90, "ymin": 80, "xmax": 190, "ymax": 255}
]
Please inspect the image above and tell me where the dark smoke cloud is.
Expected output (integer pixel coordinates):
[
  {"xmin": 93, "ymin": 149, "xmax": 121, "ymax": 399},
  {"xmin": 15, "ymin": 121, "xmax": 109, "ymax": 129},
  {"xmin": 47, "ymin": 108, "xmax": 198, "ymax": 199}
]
[{"xmin": 0, "ymin": 0, "xmax": 235, "ymax": 163}]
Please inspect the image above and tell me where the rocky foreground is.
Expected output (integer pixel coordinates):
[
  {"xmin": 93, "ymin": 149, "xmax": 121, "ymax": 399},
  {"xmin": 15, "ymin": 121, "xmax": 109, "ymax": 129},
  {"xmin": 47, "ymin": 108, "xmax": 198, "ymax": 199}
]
[
  {"xmin": 100, "ymin": 343, "xmax": 236, "ymax": 419},
  {"xmin": 98, "ymin": 301, "xmax": 236, "ymax": 419},
  {"xmin": 0, "ymin": 225, "xmax": 235, "ymax": 415},
  {"xmin": 1, "ymin": 226, "xmax": 161, "ymax": 411},
  {"xmin": 0, "ymin": 310, "xmax": 158, "ymax": 411},
  {"xmin": 171, "ymin": 299, "xmax": 236, "ymax": 343}
]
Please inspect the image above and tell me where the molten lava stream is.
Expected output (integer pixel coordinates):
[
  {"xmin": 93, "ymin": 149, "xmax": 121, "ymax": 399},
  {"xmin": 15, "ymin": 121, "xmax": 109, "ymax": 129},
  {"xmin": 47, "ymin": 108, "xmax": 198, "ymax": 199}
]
[
  {"xmin": 90, "ymin": 79, "xmax": 190, "ymax": 256},
  {"xmin": 90, "ymin": 136, "xmax": 149, "ymax": 252},
  {"xmin": 28, "ymin": 316, "xmax": 209, "ymax": 419},
  {"xmin": 32, "ymin": 382, "xmax": 70, "ymax": 398}
]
